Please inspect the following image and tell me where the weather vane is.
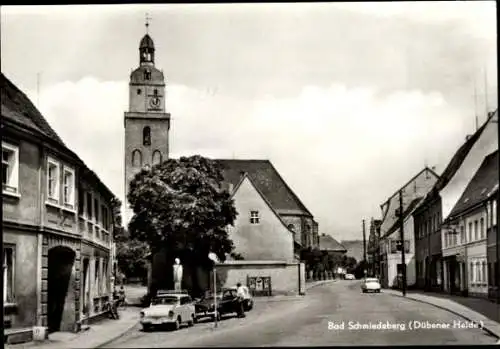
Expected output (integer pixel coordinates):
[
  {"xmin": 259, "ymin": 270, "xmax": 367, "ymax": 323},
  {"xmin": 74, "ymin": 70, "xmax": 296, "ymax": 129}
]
[{"xmin": 145, "ymin": 13, "xmax": 152, "ymax": 33}]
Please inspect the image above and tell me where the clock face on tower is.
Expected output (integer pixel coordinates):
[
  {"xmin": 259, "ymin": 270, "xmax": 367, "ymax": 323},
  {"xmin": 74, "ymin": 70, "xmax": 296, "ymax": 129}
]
[{"xmin": 149, "ymin": 97, "xmax": 161, "ymax": 108}]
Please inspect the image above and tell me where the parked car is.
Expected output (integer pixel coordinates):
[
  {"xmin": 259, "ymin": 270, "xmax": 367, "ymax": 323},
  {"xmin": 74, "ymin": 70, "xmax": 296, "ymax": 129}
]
[
  {"xmin": 361, "ymin": 278, "xmax": 381, "ymax": 293},
  {"xmin": 225, "ymin": 285, "xmax": 254, "ymax": 311},
  {"xmin": 345, "ymin": 273, "xmax": 355, "ymax": 280},
  {"xmin": 194, "ymin": 288, "xmax": 242, "ymax": 321},
  {"xmin": 140, "ymin": 291, "xmax": 196, "ymax": 331}
]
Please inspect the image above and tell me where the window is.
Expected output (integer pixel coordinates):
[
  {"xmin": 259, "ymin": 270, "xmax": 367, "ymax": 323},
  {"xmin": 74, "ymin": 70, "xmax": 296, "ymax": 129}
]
[
  {"xmin": 482, "ymin": 261, "xmax": 487, "ymax": 284},
  {"xmin": 86, "ymin": 192, "xmax": 93, "ymax": 219},
  {"xmin": 480, "ymin": 218, "xmax": 484, "ymax": 239},
  {"xmin": 468, "ymin": 222, "xmax": 472, "ymax": 242},
  {"xmin": 153, "ymin": 89, "xmax": 158, "ymax": 96},
  {"xmin": 493, "ymin": 200, "xmax": 497, "ymax": 226},
  {"xmin": 144, "ymin": 70, "xmax": 151, "ymax": 80},
  {"xmin": 47, "ymin": 157, "xmax": 60, "ymax": 202},
  {"xmin": 95, "ymin": 259, "xmax": 100, "ymax": 295},
  {"xmin": 94, "ymin": 198, "xmax": 100, "ymax": 224},
  {"xmin": 152, "ymin": 150, "xmax": 162, "ymax": 166},
  {"xmin": 63, "ymin": 167, "xmax": 75, "ymax": 208},
  {"xmin": 474, "ymin": 220, "xmax": 478, "ymax": 240},
  {"xmin": 287, "ymin": 224, "xmax": 295, "ymax": 231},
  {"xmin": 78, "ymin": 188, "xmax": 84, "ymax": 215},
  {"xmin": 3, "ymin": 246, "xmax": 14, "ymax": 303},
  {"xmin": 2, "ymin": 142, "xmax": 19, "ymax": 194},
  {"xmin": 137, "ymin": 89, "xmax": 142, "ymax": 95},
  {"xmin": 469, "ymin": 262, "xmax": 474, "ymax": 282},
  {"xmin": 460, "ymin": 225, "xmax": 465, "ymax": 244},
  {"xmin": 143, "ymin": 127, "xmax": 151, "ymax": 146},
  {"xmin": 102, "ymin": 259, "xmax": 108, "ymax": 294},
  {"xmin": 476, "ymin": 261, "xmax": 481, "ymax": 283},
  {"xmin": 132, "ymin": 150, "xmax": 142, "ymax": 167},
  {"xmin": 250, "ymin": 211, "xmax": 260, "ymax": 224}
]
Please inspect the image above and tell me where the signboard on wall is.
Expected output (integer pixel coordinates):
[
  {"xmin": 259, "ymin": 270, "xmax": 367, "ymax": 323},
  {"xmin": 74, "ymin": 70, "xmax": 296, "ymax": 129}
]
[{"xmin": 247, "ymin": 276, "xmax": 272, "ymax": 296}]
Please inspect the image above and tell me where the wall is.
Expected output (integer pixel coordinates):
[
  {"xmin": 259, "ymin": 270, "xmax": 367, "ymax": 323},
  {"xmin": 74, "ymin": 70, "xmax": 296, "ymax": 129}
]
[
  {"xmin": 215, "ymin": 261, "xmax": 305, "ymax": 296},
  {"xmin": 228, "ymin": 177, "xmax": 294, "ymax": 261},
  {"xmin": 3, "ymin": 229, "xmax": 38, "ymax": 329},
  {"xmin": 2, "ymin": 139, "xmax": 41, "ymax": 225}
]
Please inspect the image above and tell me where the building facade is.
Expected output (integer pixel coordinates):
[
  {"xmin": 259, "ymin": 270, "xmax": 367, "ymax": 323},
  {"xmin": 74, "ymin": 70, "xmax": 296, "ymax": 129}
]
[
  {"xmin": 486, "ymin": 188, "xmax": 499, "ymax": 301},
  {"xmin": 2, "ymin": 73, "xmax": 117, "ymax": 344},
  {"xmin": 378, "ymin": 167, "xmax": 439, "ymax": 288},
  {"xmin": 123, "ymin": 30, "xmax": 171, "ymax": 226},
  {"xmin": 442, "ymin": 150, "xmax": 498, "ymax": 298}
]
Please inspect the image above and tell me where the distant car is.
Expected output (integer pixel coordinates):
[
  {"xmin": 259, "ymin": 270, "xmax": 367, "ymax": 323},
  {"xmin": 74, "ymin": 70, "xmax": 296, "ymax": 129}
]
[
  {"xmin": 225, "ymin": 285, "xmax": 254, "ymax": 311},
  {"xmin": 140, "ymin": 291, "xmax": 196, "ymax": 331},
  {"xmin": 345, "ymin": 273, "xmax": 355, "ymax": 280},
  {"xmin": 194, "ymin": 288, "xmax": 243, "ymax": 321},
  {"xmin": 361, "ymin": 278, "xmax": 381, "ymax": 293}
]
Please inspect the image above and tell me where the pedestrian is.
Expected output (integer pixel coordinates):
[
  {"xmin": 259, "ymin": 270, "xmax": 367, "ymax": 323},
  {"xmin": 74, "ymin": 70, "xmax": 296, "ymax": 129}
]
[
  {"xmin": 118, "ymin": 285, "xmax": 126, "ymax": 307},
  {"xmin": 236, "ymin": 282, "xmax": 246, "ymax": 318}
]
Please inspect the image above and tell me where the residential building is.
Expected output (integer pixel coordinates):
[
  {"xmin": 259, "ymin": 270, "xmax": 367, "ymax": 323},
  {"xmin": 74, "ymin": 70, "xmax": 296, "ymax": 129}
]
[
  {"xmin": 216, "ymin": 159, "xmax": 319, "ymax": 258},
  {"xmin": 378, "ymin": 167, "xmax": 439, "ymax": 288},
  {"xmin": 319, "ymin": 234, "xmax": 347, "ymax": 256},
  {"xmin": 442, "ymin": 150, "xmax": 498, "ymax": 298},
  {"xmin": 2, "ymin": 73, "xmax": 117, "ymax": 344},
  {"xmin": 224, "ymin": 172, "xmax": 296, "ymax": 261},
  {"xmin": 486, "ymin": 187, "xmax": 498, "ymax": 302},
  {"xmin": 412, "ymin": 114, "xmax": 495, "ymax": 293}
]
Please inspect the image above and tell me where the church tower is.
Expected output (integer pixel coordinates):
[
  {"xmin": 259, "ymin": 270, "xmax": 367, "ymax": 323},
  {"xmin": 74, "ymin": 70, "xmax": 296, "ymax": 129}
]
[{"xmin": 124, "ymin": 20, "xmax": 171, "ymax": 224}]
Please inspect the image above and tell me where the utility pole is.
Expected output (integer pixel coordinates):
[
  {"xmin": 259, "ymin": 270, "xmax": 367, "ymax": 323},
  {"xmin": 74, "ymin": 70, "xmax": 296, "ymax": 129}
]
[
  {"xmin": 362, "ymin": 219, "xmax": 367, "ymax": 277},
  {"xmin": 399, "ymin": 189, "xmax": 407, "ymax": 296}
]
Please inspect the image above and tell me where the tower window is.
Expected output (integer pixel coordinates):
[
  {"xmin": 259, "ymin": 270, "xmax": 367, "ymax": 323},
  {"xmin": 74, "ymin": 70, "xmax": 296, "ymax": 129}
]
[
  {"xmin": 143, "ymin": 126, "xmax": 151, "ymax": 146},
  {"xmin": 132, "ymin": 149, "xmax": 142, "ymax": 168},
  {"xmin": 144, "ymin": 71, "xmax": 151, "ymax": 80},
  {"xmin": 154, "ymin": 89, "xmax": 158, "ymax": 96},
  {"xmin": 152, "ymin": 150, "xmax": 162, "ymax": 166},
  {"xmin": 137, "ymin": 89, "xmax": 142, "ymax": 95}
]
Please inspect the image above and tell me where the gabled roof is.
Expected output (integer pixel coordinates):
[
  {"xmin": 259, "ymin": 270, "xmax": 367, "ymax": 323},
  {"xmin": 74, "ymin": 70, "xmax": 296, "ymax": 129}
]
[
  {"xmin": 382, "ymin": 197, "xmax": 423, "ymax": 239},
  {"xmin": 319, "ymin": 234, "xmax": 347, "ymax": 252},
  {"xmin": 415, "ymin": 113, "xmax": 494, "ymax": 212},
  {"xmin": 446, "ymin": 150, "xmax": 499, "ymax": 221},
  {"xmin": 1, "ymin": 73, "xmax": 66, "ymax": 146},
  {"xmin": 1, "ymin": 73, "xmax": 116, "ymax": 202},
  {"xmin": 380, "ymin": 167, "xmax": 439, "ymax": 222},
  {"xmin": 216, "ymin": 159, "xmax": 312, "ymax": 216},
  {"xmin": 230, "ymin": 172, "xmax": 296, "ymax": 240}
]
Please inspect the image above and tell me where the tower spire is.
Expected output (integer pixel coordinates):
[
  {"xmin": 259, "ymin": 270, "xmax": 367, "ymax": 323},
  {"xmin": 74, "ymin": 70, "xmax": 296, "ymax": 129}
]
[{"xmin": 145, "ymin": 13, "xmax": 152, "ymax": 34}]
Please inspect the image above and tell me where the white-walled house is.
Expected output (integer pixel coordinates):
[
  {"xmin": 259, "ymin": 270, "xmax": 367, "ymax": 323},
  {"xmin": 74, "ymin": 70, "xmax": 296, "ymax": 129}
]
[{"xmin": 442, "ymin": 150, "xmax": 498, "ymax": 297}]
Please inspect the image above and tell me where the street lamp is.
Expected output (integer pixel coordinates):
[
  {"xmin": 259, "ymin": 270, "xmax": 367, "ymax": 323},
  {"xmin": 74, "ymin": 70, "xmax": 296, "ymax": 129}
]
[{"xmin": 208, "ymin": 252, "xmax": 219, "ymax": 328}]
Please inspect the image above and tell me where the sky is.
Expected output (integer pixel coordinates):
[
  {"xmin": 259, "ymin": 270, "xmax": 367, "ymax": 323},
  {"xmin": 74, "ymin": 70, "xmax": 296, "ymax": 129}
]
[{"xmin": 1, "ymin": 2, "xmax": 498, "ymax": 242}]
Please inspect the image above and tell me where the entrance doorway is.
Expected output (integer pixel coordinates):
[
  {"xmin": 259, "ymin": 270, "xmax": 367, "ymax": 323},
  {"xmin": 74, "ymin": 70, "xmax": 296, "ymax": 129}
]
[{"xmin": 47, "ymin": 246, "xmax": 76, "ymax": 333}]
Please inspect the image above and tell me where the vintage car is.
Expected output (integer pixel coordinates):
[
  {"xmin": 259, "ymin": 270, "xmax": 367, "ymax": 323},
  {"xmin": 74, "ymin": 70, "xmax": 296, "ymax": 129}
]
[
  {"xmin": 361, "ymin": 278, "xmax": 381, "ymax": 293},
  {"xmin": 344, "ymin": 273, "xmax": 356, "ymax": 280},
  {"xmin": 140, "ymin": 291, "xmax": 196, "ymax": 331},
  {"xmin": 194, "ymin": 288, "xmax": 243, "ymax": 321}
]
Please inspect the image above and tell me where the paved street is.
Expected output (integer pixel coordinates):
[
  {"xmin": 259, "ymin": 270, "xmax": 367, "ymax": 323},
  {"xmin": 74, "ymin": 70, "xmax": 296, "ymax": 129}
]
[{"xmin": 102, "ymin": 280, "xmax": 498, "ymax": 347}]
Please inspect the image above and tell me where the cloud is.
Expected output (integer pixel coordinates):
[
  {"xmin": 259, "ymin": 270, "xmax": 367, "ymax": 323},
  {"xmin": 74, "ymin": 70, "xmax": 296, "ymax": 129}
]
[{"xmin": 28, "ymin": 76, "xmax": 477, "ymax": 240}]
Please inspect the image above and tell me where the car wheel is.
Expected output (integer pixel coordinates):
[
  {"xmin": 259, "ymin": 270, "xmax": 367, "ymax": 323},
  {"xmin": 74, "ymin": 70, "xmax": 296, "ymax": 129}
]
[{"xmin": 172, "ymin": 317, "xmax": 181, "ymax": 331}]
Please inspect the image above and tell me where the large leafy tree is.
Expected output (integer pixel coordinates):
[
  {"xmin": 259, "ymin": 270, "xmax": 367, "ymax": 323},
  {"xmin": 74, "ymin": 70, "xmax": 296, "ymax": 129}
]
[{"xmin": 127, "ymin": 155, "xmax": 238, "ymax": 265}]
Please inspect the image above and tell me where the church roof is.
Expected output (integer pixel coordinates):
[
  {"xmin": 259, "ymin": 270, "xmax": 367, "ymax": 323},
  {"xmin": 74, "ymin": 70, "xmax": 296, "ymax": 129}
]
[
  {"xmin": 216, "ymin": 159, "xmax": 313, "ymax": 217},
  {"xmin": 446, "ymin": 150, "xmax": 499, "ymax": 221},
  {"xmin": 319, "ymin": 234, "xmax": 347, "ymax": 252},
  {"xmin": 140, "ymin": 34, "xmax": 155, "ymax": 49},
  {"xmin": 1, "ymin": 73, "xmax": 66, "ymax": 146}
]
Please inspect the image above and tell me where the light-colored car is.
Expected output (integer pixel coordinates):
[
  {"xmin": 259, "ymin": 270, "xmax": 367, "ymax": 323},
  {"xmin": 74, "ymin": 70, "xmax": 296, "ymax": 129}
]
[
  {"xmin": 345, "ymin": 273, "xmax": 355, "ymax": 280},
  {"xmin": 361, "ymin": 278, "xmax": 381, "ymax": 293},
  {"xmin": 140, "ymin": 291, "xmax": 196, "ymax": 331}
]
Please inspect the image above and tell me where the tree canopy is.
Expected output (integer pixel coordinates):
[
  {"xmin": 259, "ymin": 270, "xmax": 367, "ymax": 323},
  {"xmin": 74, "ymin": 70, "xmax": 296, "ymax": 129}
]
[{"xmin": 127, "ymin": 155, "xmax": 238, "ymax": 263}]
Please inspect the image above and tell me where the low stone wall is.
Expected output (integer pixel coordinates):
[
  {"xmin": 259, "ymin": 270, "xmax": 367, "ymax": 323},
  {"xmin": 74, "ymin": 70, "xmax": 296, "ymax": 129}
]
[{"xmin": 214, "ymin": 260, "xmax": 306, "ymax": 296}]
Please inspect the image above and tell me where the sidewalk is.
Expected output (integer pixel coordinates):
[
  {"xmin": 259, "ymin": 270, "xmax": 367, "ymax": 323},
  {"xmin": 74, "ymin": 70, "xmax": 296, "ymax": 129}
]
[
  {"xmin": 384, "ymin": 288, "xmax": 500, "ymax": 340},
  {"xmin": 6, "ymin": 307, "xmax": 140, "ymax": 349}
]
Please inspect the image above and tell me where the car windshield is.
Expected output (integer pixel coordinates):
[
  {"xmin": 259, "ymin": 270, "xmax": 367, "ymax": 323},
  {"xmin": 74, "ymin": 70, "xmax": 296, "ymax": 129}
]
[
  {"xmin": 365, "ymin": 278, "xmax": 379, "ymax": 283},
  {"xmin": 152, "ymin": 296, "xmax": 179, "ymax": 305}
]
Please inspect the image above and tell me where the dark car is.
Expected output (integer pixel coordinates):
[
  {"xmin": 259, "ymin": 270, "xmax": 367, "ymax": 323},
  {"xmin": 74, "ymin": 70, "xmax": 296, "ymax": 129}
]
[{"xmin": 194, "ymin": 289, "xmax": 240, "ymax": 321}]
